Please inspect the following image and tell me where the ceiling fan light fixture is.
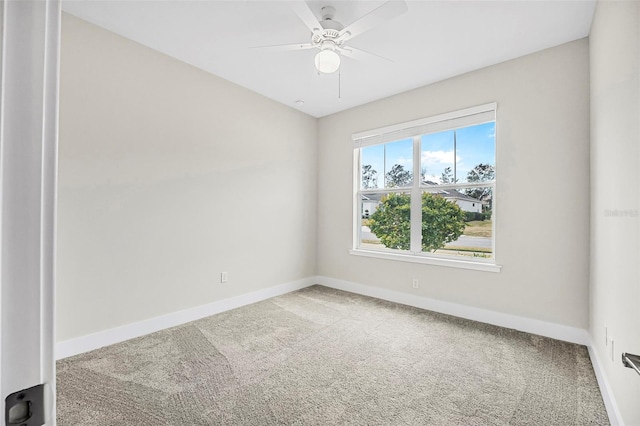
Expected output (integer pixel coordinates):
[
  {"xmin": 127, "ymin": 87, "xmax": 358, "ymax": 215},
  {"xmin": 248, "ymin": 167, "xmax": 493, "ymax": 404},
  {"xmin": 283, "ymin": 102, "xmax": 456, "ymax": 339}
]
[{"xmin": 314, "ymin": 49, "xmax": 340, "ymax": 74}]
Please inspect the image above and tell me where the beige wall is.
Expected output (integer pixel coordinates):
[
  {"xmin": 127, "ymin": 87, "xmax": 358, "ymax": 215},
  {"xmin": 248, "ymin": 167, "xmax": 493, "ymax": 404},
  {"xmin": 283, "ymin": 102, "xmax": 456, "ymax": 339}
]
[
  {"xmin": 57, "ymin": 14, "xmax": 318, "ymax": 341},
  {"xmin": 55, "ymin": 7, "xmax": 640, "ymax": 421},
  {"xmin": 317, "ymin": 39, "xmax": 591, "ymax": 329},
  {"xmin": 58, "ymin": 16, "xmax": 591, "ymax": 339},
  {"xmin": 590, "ymin": 1, "xmax": 640, "ymax": 424}
]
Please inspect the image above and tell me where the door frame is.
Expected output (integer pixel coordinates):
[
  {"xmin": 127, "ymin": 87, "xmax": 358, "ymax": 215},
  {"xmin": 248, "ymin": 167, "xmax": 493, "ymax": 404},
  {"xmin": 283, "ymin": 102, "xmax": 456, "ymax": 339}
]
[{"xmin": 0, "ymin": 1, "xmax": 61, "ymax": 425}]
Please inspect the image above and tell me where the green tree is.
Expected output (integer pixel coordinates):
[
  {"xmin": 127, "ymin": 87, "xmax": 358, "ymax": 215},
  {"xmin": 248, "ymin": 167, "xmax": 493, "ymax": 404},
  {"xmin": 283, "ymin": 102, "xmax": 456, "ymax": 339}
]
[
  {"xmin": 385, "ymin": 164, "xmax": 412, "ymax": 187},
  {"xmin": 361, "ymin": 164, "xmax": 378, "ymax": 189},
  {"xmin": 440, "ymin": 166, "xmax": 456, "ymax": 184},
  {"xmin": 465, "ymin": 163, "xmax": 494, "ymax": 210},
  {"xmin": 467, "ymin": 163, "xmax": 494, "ymax": 183},
  {"xmin": 369, "ymin": 193, "xmax": 411, "ymax": 249},
  {"xmin": 369, "ymin": 193, "xmax": 466, "ymax": 252},
  {"xmin": 421, "ymin": 193, "xmax": 466, "ymax": 251}
]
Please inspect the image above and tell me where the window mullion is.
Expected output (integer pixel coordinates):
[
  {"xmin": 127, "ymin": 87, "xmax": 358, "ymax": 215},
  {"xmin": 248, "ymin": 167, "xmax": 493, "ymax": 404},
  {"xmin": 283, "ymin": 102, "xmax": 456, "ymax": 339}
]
[
  {"xmin": 410, "ymin": 136, "xmax": 421, "ymax": 253},
  {"xmin": 491, "ymin": 182, "xmax": 496, "ymax": 261},
  {"xmin": 453, "ymin": 129, "xmax": 457, "ymax": 182},
  {"xmin": 354, "ymin": 148, "xmax": 361, "ymax": 249}
]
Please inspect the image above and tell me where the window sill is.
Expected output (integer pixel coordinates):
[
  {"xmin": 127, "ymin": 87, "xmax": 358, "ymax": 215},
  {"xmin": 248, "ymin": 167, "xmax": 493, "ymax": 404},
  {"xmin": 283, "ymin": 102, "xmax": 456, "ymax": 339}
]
[{"xmin": 349, "ymin": 248, "xmax": 502, "ymax": 273}]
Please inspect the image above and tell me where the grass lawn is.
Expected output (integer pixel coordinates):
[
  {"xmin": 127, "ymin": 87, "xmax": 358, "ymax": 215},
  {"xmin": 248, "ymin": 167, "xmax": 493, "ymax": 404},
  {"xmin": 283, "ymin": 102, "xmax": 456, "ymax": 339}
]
[
  {"xmin": 463, "ymin": 220, "xmax": 492, "ymax": 237},
  {"xmin": 441, "ymin": 246, "xmax": 492, "ymax": 254}
]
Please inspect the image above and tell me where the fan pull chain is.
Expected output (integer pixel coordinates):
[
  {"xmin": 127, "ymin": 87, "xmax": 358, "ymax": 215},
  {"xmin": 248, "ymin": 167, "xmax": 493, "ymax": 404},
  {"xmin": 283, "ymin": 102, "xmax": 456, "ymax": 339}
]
[{"xmin": 338, "ymin": 67, "xmax": 342, "ymax": 99}]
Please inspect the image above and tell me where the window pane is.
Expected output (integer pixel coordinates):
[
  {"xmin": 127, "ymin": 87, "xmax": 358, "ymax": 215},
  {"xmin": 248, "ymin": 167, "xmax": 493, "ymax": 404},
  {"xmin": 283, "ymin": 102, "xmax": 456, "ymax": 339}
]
[
  {"xmin": 384, "ymin": 139, "xmax": 413, "ymax": 188},
  {"xmin": 360, "ymin": 192, "xmax": 411, "ymax": 251},
  {"xmin": 361, "ymin": 145, "xmax": 384, "ymax": 189},
  {"xmin": 422, "ymin": 188, "xmax": 493, "ymax": 259},
  {"xmin": 455, "ymin": 122, "xmax": 495, "ymax": 184},
  {"xmin": 421, "ymin": 131, "xmax": 455, "ymax": 185}
]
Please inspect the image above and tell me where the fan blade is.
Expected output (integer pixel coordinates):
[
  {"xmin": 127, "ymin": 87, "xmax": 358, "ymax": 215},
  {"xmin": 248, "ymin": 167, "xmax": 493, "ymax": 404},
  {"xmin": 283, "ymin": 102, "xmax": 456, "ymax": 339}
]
[
  {"xmin": 338, "ymin": 0, "xmax": 408, "ymax": 42},
  {"xmin": 291, "ymin": 1, "xmax": 322, "ymax": 35},
  {"xmin": 252, "ymin": 42, "xmax": 316, "ymax": 52},
  {"xmin": 339, "ymin": 46, "xmax": 392, "ymax": 63}
]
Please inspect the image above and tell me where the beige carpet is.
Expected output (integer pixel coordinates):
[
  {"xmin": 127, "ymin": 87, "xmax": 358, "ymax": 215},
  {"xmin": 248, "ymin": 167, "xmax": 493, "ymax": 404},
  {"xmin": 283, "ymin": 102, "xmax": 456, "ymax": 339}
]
[{"xmin": 57, "ymin": 285, "xmax": 609, "ymax": 425}]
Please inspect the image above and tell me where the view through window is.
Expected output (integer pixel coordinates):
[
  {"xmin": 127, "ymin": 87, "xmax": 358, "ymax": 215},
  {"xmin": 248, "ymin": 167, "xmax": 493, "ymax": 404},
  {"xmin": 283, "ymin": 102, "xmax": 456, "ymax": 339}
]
[{"xmin": 355, "ymin": 104, "xmax": 496, "ymax": 263}]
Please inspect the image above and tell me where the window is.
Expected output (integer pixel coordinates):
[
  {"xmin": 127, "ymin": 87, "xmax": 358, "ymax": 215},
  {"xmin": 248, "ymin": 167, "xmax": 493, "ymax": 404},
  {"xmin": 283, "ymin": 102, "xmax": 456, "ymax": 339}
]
[{"xmin": 352, "ymin": 103, "xmax": 499, "ymax": 272}]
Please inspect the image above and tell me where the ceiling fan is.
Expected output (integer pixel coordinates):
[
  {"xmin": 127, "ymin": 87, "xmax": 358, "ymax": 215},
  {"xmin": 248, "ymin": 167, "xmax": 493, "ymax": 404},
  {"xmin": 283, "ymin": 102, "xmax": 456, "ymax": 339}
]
[{"xmin": 257, "ymin": 1, "xmax": 408, "ymax": 74}]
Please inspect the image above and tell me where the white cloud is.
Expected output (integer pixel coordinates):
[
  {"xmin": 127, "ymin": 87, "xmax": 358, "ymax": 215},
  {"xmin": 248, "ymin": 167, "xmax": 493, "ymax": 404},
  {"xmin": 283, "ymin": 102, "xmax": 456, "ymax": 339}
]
[
  {"xmin": 421, "ymin": 150, "xmax": 460, "ymax": 165},
  {"xmin": 396, "ymin": 157, "xmax": 412, "ymax": 166}
]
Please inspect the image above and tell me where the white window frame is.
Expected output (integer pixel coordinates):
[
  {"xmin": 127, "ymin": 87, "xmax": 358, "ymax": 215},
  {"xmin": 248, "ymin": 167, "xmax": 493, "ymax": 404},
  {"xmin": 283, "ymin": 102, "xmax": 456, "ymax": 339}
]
[{"xmin": 351, "ymin": 103, "xmax": 501, "ymax": 273}]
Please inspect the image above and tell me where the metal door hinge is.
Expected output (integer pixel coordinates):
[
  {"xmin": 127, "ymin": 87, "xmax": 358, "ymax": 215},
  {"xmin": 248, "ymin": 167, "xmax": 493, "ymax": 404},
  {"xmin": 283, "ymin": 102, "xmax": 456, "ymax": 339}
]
[{"xmin": 5, "ymin": 384, "xmax": 45, "ymax": 426}]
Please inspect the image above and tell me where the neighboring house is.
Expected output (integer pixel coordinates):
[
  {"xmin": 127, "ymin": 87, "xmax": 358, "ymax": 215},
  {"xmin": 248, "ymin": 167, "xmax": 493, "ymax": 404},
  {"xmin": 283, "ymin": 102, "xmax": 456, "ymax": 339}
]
[
  {"xmin": 361, "ymin": 189, "xmax": 484, "ymax": 217},
  {"xmin": 362, "ymin": 194, "xmax": 382, "ymax": 218},
  {"xmin": 438, "ymin": 189, "xmax": 485, "ymax": 213},
  {"xmin": 422, "ymin": 181, "xmax": 485, "ymax": 213}
]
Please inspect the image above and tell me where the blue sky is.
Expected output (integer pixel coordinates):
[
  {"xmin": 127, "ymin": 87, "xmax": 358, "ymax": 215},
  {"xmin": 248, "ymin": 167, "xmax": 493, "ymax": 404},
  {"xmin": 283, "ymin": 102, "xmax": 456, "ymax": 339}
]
[{"xmin": 361, "ymin": 122, "xmax": 495, "ymax": 189}]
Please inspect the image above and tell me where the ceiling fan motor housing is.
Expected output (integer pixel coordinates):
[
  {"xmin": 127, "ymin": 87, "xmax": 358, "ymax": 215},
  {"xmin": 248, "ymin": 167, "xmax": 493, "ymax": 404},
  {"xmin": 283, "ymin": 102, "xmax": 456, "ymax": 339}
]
[
  {"xmin": 318, "ymin": 39, "xmax": 338, "ymax": 52},
  {"xmin": 311, "ymin": 5, "xmax": 344, "ymax": 46}
]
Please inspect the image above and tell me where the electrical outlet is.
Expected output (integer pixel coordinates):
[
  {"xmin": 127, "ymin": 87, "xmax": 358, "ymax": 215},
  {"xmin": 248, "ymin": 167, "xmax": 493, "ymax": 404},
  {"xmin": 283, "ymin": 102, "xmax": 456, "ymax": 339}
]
[
  {"xmin": 220, "ymin": 272, "xmax": 228, "ymax": 283},
  {"xmin": 412, "ymin": 278, "xmax": 419, "ymax": 289}
]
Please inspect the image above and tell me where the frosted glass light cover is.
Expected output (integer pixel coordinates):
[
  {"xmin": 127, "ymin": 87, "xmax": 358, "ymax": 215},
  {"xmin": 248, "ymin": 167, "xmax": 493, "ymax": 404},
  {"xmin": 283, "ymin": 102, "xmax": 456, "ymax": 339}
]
[{"xmin": 314, "ymin": 50, "xmax": 340, "ymax": 73}]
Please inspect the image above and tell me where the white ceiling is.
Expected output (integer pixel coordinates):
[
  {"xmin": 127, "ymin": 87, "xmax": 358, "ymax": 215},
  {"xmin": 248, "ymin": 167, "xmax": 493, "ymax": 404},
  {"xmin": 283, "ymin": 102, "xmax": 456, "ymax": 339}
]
[{"xmin": 62, "ymin": 0, "xmax": 596, "ymax": 117}]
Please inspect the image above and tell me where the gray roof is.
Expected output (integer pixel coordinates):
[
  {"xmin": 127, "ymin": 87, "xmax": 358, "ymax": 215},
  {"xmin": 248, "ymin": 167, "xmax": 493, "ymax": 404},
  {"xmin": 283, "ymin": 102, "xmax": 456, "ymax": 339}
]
[
  {"xmin": 438, "ymin": 189, "xmax": 484, "ymax": 203},
  {"xmin": 362, "ymin": 186, "xmax": 484, "ymax": 204}
]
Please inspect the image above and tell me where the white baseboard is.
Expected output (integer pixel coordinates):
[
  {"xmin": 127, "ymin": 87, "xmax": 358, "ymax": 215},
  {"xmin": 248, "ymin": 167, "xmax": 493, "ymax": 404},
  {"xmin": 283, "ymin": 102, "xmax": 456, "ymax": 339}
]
[
  {"xmin": 587, "ymin": 341, "xmax": 623, "ymax": 426},
  {"xmin": 315, "ymin": 277, "xmax": 626, "ymax": 420},
  {"xmin": 314, "ymin": 276, "xmax": 590, "ymax": 345},
  {"xmin": 55, "ymin": 275, "xmax": 590, "ymax": 359},
  {"xmin": 56, "ymin": 277, "xmax": 316, "ymax": 360},
  {"xmin": 56, "ymin": 275, "xmax": 620, "ymax": 424},
  {"xmin": 315, "ymin": 277, "xmax": 625, "ymax": 424}
]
